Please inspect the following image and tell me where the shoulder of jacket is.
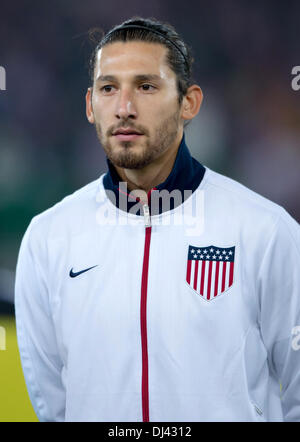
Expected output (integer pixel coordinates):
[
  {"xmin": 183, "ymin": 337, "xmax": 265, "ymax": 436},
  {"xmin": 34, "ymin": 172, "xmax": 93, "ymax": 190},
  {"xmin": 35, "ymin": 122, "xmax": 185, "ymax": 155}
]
[
  {"xmin": 203, "ymin": 167, "xmax": 291, "ymax": 220},
  {"xmin": 26, "ymin": 174, "xmax": 105, "ymax": 240}
]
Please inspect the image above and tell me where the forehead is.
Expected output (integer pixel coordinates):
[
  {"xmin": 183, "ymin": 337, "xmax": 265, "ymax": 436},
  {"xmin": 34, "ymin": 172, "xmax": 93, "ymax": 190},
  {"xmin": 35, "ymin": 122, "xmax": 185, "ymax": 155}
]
[{"xmin": 94, "ymin": 41, "xmax": 175, "ymax": 81}]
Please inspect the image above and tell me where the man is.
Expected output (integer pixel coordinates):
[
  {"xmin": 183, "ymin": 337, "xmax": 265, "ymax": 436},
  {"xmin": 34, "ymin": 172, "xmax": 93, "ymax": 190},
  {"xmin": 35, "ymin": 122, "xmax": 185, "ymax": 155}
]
[{"xmin": 15, "ymin": 17, "xmax": 300, "ymax": 422}]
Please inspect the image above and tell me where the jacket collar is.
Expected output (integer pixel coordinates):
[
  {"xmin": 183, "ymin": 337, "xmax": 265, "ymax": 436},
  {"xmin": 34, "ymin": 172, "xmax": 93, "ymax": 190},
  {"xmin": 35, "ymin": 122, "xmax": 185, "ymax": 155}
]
[{"xmin": 103, "ymin": 133, "xmax": 206, "ymax": 215}]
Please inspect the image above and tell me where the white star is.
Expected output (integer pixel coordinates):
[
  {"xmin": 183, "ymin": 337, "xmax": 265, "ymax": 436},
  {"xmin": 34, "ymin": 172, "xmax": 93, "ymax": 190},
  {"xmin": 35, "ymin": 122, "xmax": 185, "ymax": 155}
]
[
  {"xmin": 194, "ymin": 254, "xmax": 198, "ymax": 259},
  {"xmin": 203, "ymin": 249, "xmax": 207, "ymax": 254},
  {"xmin": 197, "ymin": 249, "xmax": 201, "ymax": 254},
  {"xmin": 216, "ymin": 250, "xmax": 220, "ymax": 254},
  {"xmin": 225, "ymin": 256, "xmax": 229, "ymax": 260},
  {"xmin": 229, "ymin": 251, "xmax": 233, "ymax": 255},
  {"xmin": 212, "ymin": 255, "xmax": 216, "ymax": 260},
  {"xmin": 206, "ymin": 255, "xmax": 210, "ymax": 259},
  {"xmin": 222, "ymin": 250, "xmax": 226, "ymax": 255},
  {"xmin": 200, "ymin": 254, "xmax": 204, "ymax": 259},
  {"xmin": 210, "ymin": 248, "xmax": 214, "ymax": 253},
  {"xmin": 191, "ymin": 249, "xmax": 195, "ymax": 254},
  {"xmin": 219, "ymin": 256, "xmax": 223, "ymax": 260}
]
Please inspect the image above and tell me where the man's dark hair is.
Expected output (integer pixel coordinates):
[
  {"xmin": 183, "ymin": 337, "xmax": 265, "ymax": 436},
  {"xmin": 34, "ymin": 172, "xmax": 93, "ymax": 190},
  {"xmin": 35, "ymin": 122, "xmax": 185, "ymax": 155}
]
[{"xmin": 88, "ymin": 17, "xmax": 195, "ymax": 104}]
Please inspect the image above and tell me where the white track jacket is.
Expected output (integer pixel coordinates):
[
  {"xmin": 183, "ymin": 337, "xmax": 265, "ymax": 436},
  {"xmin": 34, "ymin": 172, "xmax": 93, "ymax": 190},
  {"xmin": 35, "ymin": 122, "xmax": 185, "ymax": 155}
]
[{"xmin": 15, "ymin": 137, "xmax": 300, "ymax": 422}]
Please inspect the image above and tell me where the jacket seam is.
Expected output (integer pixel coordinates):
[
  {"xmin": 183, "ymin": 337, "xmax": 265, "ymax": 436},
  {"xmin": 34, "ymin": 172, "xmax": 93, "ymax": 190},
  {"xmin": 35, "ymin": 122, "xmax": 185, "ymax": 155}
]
[
  {"xmin": 19, "ymin": 228, "xmax": 51, "ymax": 421},
  {"xmin": 205, "ymin": 174, "xmax": 284, "ymax": 217},
  {"xmin": 278, "ymin": 211, "xmax": 300, "ymax": 258}
]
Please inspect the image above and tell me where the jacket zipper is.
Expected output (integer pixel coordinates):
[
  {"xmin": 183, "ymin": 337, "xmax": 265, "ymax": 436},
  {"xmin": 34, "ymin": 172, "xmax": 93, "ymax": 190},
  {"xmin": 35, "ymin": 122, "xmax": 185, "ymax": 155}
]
[{"xmin": 140, "ymin": 198, "xmax": 152, "ymax": 422}]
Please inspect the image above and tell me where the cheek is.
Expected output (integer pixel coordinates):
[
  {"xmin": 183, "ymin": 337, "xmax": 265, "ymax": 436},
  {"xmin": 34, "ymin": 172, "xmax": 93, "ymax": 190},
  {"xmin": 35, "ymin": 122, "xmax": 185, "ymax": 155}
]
[
  {"xmin": 149, "ymin": 101, "xmax": 180, "ymax": 124},
  {"xmin": 93, "ymin": 95, "xmax": 121, "ymax": 126},
  {"xmin": 92, "ymin": 101, "xmax": 110, "ymax": 126},
  {"xmin": 142, "ymin": 96, "xmax": 176, "ymax": 118}
]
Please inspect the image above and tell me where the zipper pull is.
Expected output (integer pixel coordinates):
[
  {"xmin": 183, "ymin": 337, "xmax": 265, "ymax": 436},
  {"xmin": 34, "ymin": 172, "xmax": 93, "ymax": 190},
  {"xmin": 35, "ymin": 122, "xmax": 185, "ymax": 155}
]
[{"xmin": 143, "ymin": 204, "xmax": 151, "ymax": 227}]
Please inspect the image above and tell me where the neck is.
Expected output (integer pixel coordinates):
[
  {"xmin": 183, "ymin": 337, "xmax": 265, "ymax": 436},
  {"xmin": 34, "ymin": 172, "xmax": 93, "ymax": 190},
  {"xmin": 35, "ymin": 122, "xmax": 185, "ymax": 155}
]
[{"xmin": 114, "ymin": 131, "xmax": 183, "ymax": 195}]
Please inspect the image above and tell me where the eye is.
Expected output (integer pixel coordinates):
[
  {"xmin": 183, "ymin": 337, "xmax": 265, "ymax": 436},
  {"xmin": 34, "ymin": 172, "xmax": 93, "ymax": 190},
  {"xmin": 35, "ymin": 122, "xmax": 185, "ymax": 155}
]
[
  {"xmin": 100, "ymin": 85, "xmax": 115, "ymax": 94},
  {"xmin": 140, "ymin": 84, "xmax": 155, "ymax": 91}
]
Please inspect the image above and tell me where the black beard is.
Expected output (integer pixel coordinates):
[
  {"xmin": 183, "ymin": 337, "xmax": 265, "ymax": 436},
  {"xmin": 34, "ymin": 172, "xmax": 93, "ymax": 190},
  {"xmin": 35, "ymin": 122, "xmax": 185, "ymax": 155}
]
[{"xmin": 94, "ymin": 110, "xmax": 181, "ymax": 170}]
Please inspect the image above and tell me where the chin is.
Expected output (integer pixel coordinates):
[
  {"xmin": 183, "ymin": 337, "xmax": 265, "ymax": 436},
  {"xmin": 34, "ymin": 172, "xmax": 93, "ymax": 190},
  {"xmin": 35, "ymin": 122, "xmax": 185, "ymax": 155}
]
[
  {"xmin": 111, "ymin": 153, "xmax": 151, "ymax": 170},
  {"xmin": 115, "ymin": 139, "xmax": 143, "ymax": 149}
]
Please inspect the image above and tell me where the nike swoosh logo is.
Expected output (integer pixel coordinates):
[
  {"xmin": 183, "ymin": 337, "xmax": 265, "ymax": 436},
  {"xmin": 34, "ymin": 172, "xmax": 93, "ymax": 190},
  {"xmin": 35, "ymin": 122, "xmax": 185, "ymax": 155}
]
[{"xmin": 69, "ymin": 265, "xmax": 98, "ymax": 278}]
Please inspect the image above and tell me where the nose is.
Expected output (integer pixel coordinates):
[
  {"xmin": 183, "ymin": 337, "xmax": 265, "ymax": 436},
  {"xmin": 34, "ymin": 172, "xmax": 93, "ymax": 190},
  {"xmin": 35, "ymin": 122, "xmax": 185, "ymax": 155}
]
[{"xmin": 115, "ymin": 88, "xmax": 137, "ymax": 120}]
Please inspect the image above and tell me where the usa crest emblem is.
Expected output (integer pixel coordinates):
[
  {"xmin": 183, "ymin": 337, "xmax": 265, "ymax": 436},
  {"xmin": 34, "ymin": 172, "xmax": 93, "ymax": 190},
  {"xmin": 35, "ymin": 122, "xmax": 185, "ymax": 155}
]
[{"xmin": 186, "ymin": 245, "xmax": 235, "ymax": 301}]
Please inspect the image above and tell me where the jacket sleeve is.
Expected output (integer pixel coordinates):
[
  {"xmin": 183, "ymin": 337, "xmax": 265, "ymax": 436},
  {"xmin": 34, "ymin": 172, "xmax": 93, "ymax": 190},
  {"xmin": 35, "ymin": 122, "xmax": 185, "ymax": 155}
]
[
  {"xmin": 258, "ymin": 209, "xmax": 300, "ymax": 422},
  {"xmin": 14, "ymin": 219, "xmax": 65, "ymax": 422}
]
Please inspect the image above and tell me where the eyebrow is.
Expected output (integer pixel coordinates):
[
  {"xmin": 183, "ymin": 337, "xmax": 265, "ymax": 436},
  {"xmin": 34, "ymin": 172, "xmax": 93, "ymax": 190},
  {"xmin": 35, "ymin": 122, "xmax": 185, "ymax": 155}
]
[{"xmin": 95, "ymin": 74, "xmax": 163, "ymax": 83}]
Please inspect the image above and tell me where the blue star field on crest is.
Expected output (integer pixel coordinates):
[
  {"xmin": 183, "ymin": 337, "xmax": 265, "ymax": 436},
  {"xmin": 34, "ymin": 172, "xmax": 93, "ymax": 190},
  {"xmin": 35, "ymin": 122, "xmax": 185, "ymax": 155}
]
[{"xmin": 188, "ymin": 245, "xmax": 235, "ymax": 262}]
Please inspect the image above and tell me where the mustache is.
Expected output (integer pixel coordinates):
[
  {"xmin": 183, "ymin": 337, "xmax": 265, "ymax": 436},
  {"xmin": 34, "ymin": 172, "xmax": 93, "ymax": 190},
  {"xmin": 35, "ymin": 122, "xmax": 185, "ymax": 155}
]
[{"xmin": 107, "ymin": 123, "xmax": 148, "ymax": 137}]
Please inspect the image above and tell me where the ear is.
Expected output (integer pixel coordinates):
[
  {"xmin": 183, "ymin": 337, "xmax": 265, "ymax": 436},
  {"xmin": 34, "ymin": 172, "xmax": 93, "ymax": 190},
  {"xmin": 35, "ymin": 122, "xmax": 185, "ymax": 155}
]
[
  {"xmin": 181, "ymin": 85, "xmax": 203, "ymax": 122},
  {"xmin": 86, "ymin": 87, "xmax": 95, "ymax": 124}
]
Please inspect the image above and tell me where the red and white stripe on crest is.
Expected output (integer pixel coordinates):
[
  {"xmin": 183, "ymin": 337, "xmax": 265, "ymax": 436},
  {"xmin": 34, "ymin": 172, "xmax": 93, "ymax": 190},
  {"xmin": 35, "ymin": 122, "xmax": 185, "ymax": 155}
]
[{"xmin": 186, "ymin": 259, "xmax": 234, "ymax": 300}]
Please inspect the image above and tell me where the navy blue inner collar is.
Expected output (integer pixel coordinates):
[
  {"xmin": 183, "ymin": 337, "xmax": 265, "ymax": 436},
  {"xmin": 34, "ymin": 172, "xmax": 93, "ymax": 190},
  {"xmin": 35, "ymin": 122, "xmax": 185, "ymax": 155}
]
[{"xmin": 103, "ymin": 133, "xmax": 205, "ymax": 215}]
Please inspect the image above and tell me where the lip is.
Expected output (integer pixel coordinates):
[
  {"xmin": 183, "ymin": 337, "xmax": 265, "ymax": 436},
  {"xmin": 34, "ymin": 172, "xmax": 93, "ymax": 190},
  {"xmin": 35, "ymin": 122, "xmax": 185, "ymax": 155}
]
[
  {"xmin": 113, "ymin": 127, "xmax": 143, "ymax": 135},
  {"xmin": 114, "ymin": 133, "xmax": 144, "ymax": 141}
]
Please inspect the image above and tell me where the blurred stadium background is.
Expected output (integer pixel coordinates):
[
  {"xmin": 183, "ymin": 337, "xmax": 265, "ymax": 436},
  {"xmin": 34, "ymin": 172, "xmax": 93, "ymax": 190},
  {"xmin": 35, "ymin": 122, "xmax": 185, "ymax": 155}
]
[{"xmin": 0, "ymin": 0, "xmax": 299, "ymax": 421}]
